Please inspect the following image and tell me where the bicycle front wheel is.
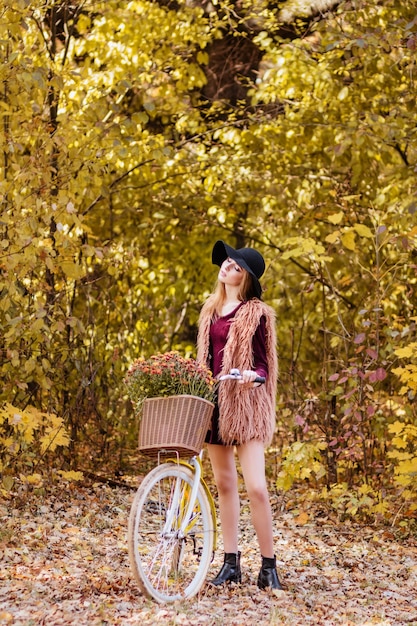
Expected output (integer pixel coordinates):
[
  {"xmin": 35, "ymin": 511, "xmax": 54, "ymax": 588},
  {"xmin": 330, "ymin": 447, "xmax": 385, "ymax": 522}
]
[{"xmin": 128, "ymin": 462, "xmax": 215, "ymax": 602}]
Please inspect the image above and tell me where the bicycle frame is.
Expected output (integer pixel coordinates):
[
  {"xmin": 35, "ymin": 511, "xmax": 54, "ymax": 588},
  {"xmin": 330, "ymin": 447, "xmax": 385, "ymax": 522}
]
[{"xmin": 166, "ymin": 454, "xmax": 218, "ymax": 552}]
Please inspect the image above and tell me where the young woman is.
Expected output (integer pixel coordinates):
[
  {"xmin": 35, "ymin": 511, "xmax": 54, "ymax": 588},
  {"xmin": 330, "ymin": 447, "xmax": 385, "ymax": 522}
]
[{"xmin": 197, "ymin": 240, "xmax": 282, "ymax": 590}]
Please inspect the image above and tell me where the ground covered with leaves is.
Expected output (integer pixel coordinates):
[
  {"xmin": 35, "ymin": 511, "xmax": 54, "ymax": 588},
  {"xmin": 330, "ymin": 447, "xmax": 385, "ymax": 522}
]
[{"xmin": 1, "ymin": 474, "xmax": 417, "ymax": 626}]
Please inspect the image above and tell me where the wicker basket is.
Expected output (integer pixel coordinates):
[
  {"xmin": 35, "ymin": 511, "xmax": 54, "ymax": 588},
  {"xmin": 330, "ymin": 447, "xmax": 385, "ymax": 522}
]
[{"xmin": 138, "ymin": 395, "xmax": 214, "ymax": 457}]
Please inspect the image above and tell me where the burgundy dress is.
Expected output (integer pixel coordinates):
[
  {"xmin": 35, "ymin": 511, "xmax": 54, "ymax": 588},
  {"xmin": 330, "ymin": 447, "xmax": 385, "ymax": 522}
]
[{"xmin": 205, "ymin": 302, "xmax": 268, "ymax": 446}]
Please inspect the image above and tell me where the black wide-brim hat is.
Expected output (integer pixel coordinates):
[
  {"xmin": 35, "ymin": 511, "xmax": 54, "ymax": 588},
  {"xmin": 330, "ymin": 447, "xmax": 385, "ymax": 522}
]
[{"xmin": 212, "ymin": 240, "xmax": 265, "ymax": 299}]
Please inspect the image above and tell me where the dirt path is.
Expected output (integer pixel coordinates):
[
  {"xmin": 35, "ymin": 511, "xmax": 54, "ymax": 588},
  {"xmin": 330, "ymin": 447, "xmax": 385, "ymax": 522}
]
[{"xmin": 1, "ymin": 482, "xmax": 416, "ymax": 625}]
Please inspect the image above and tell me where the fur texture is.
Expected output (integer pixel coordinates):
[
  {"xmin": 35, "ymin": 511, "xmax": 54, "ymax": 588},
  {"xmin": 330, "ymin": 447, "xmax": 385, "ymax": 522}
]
[{"xmin": 197, "ymin": 298, "xmax": 278, "ymax": 445}]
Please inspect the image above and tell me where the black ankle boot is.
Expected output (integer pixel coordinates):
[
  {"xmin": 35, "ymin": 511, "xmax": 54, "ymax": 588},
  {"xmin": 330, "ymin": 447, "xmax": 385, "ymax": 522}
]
[
  {"xmin": 257, "ymin": 555, "xmax": 282, "ymax": 590},
  {"xmin": 210, "ymin": 552, "xmax": 241, "ymax": 585}
]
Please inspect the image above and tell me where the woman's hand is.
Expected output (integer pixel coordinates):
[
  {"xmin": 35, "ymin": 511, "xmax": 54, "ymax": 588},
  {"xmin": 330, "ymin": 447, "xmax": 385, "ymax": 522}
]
[{"xmin": 239, "ymin": 369, "xmax": 261, "ymax": 386}]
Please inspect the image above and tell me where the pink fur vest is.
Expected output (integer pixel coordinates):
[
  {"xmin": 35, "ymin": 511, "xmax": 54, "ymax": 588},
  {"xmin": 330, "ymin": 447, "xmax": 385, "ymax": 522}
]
[{"xmin": 197, "ymin": 298, "xmax": 278, "ymax": 446}]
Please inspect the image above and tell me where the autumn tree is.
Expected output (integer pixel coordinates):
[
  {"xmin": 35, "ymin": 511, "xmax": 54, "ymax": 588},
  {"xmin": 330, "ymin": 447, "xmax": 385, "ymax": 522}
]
[{"xmin": 1, "ymin": 0, "xmax": 416, "ymax": 521}]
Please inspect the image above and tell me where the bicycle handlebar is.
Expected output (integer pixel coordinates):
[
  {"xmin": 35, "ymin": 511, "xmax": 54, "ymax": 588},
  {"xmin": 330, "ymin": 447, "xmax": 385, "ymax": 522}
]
[{"xmin": 219, "ymin": 368, "xmax": 266, "ymax": 384}]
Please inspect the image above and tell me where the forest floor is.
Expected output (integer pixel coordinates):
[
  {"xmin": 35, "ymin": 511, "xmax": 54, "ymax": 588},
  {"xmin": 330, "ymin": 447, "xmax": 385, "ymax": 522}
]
[{"xmin": 1, "ymin": 464, "xmax": 417, "ymax": 626}]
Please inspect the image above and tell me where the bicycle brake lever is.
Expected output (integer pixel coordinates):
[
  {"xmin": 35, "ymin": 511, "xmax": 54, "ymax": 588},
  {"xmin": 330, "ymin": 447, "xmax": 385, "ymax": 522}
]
[{"xmin": 219, "ymin": 369, "xmax": 265, "ymax": 384}]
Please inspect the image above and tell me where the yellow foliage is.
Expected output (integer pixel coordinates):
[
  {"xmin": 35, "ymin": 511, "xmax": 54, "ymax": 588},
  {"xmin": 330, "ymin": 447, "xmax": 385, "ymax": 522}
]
[
  {"xmin": 388, "ymin": 421, "xmax": 417, "ymax": 489},
  {"xmin": 281, "ymin": 236, "xmax": 329, "ymax": 262},
  {"xmin": 353, "ymin": 224, "xmax": 373, "ymax": 238},
  {"xmin": 358, "ymin": 483, "xmax": 374, "ymax": 495},
  {"xmin": 394, "ymin": 460, "xmax": 417, "ymax": 486},
  {"xmin": 40, "ymin": 414, "xmax": 71, "ymax": 453},
  {"xmin": 0, "ymin": 403, "xmax": 71, "ymax": 490},
  {"xmin": 393, "ymin": 342, "xmax": 417, "ymax": 393},
  {"xmin": 388, "ymin": 421, "xmax": 407, "ymax": 435},
  {"xmin": 391, "ymin": 436, "xmax": 408, "ymax": 449},
  {"xmin": 340, "ymin": 230, "xmax": 356, "ymax": 251},
  {"xmin": 0, "ymin": 404, "xmax": 69, "ymax": 450},
  {"xmin": 328, "ymin": 212, "xmax": 344, "ymax": 224},
  {"xmin": 394, "ymin": 344, "xmax": 417, "ymax": 359},
  {"xmin": 389, "ymin": 450, "xmax": 412, "ymax": 461},
  {"xmin": 58, "ymin": 470, "xmax": 84, "ymax": 481},
  {"xmin": 397, "ymin": 458, "xmax": 417, "ymax": 473},
  {"xmin": 277, "ymin": 440, "xmax": 327, "ymax": 491},
  {"xmin": 372, "ymin": 501, "xmax": 390, "ymax": 515},
  {"xmin": 325, "ymin": 231, "xmax": 340, "ymax": 244},
  {"xmin": 402, "ymin": 489, "xmax": 416, "ymax": 501},
  {"xmin": 196, "ymin": 50, "xmax": 209, "ymax": 65},
  {"xmin": 61, "ymin": 260, "xmax": 87, "ymax": 280},
  {"xmin": 321, "ymin": 482, "xmax": 391, "ymax": 520},
  {"xmin": 20, "ymin": 473, "xmax": 43, "ymax": 486},
  {"xmin": 299, "ymin": 467, "xmax": 312, "ymax": 479},
  {"xmin": 392, "ymin": 364, "xmax": 417, "ymax": 392}
]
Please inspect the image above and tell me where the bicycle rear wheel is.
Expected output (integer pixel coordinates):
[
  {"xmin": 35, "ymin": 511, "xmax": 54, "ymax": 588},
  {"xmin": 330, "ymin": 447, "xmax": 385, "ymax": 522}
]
[{"xmin": 128, "ymin": 462, "xmax": 214, "ymax": 602}]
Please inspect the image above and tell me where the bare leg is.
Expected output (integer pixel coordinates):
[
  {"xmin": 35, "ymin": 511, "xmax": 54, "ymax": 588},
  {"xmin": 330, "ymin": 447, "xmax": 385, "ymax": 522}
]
[
  {"xmin": 207, "ymin": 443, "xmax": 239, "ymax": 553},
  {"xmin": 237, "ymin": 440, "xmax": 274, "ymax": 558}
]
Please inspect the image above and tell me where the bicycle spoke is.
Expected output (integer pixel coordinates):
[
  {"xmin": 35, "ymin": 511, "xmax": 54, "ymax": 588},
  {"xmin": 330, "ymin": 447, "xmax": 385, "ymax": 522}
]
[{"xmin": 128, "ymin": 462, "xmax": 214, "ymax": 602}]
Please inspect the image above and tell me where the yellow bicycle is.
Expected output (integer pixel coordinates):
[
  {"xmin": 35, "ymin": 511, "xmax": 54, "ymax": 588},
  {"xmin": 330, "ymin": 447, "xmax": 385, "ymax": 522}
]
[
  {"xmin": 128, "ymin": 450, "xmax": 217, "ymax": 602},
  {"xmin": 127, "ymin": 370, "xmax": 264, "ymax": 603}
]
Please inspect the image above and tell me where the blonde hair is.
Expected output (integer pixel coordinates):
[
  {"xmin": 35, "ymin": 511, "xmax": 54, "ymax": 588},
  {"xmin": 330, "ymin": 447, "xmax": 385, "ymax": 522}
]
[{"xmin": 204, "ymin": 269, "xmax": 257, "ymax": 318}]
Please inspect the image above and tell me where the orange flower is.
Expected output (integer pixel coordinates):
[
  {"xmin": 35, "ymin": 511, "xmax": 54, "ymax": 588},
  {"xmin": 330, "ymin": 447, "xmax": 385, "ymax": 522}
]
[{"xmin": 123, "ymin": 351, "xmax": 216, "ymax": 413}]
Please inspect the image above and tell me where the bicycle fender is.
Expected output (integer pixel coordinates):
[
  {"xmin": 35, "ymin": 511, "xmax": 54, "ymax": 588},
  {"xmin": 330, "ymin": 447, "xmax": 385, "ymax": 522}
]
[{"xmin": 166, "ymin": 458, "xmax": 218, "ymax": 551}]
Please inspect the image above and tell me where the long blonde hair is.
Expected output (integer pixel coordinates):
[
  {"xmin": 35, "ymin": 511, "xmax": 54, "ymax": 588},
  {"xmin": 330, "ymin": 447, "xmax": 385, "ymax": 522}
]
[{"xmin": 204, "ymin": 270, "xmax": 258, "ymax": 318}]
